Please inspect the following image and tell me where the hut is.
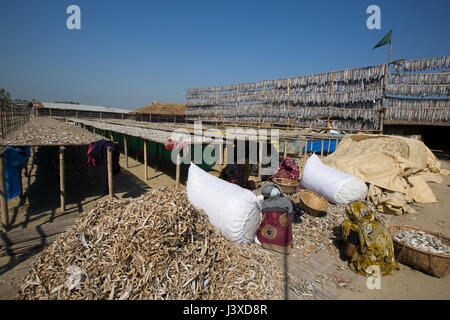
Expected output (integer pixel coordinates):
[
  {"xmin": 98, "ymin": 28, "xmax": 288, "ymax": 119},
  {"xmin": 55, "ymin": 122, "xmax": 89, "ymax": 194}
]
[{"xmin": 130, "ymin": 101, "xmax": 186, "ymax": 123}]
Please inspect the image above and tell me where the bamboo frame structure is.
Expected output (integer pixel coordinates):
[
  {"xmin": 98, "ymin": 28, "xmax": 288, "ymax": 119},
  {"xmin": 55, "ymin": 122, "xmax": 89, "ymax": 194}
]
[
  {"xmin": 107, "ymin": 147, "xmax": 114, "ymax": 199},
  {"xmin": 59, "ymin": 146, "xmax": 66, "ymax": 213}
]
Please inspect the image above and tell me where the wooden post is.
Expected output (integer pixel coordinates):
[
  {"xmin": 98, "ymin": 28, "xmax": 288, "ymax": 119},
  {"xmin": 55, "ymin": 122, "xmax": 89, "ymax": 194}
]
[
  {"xmin": 219, "ymin": 143, "xmax": 224, "ymax": 165},
  {"xmin": 327, "ymin": 136, "xmax": 331, "ymax": 154},
  {"xmin": 107, "ymin": 147, "xmax": 114, "ymax": 199},
  {"xmin": 320, "ymin": 139, "xmax": 324, "ymax": 159},
  {"xmin": 110, "ymin": 132, "xmax": 114, "ymax": 141},
  {"xmin": 59, "ymin": 146, "xmax": 66, "ymax": 213},
  {"xmin": 124, "ymin": 135, "xmax": 128, "ymax": 168},
  {"xmin": 304, "ymin": 140, "xmax": 308, "ymax": 156},
  {"xmin": 175, "ymin": 150, "xmax": 181, "ymax": 189},
  {"xmin": 258, "ymin": 142, "xmax": 263, "ymax": 180},
  {"xmin": 283, "ymin": 140, "xmax": 287, "ymax": 159},
  {"xmin": 224, "ymin": 144, "xmax": 228, "ymax": 166},
  {"xmin": 144, "ymin": 140, "xmax": 148, "ymax": 180},
  {"xmin": 0, "ymin": 150, "xmax": 8, "ymax": 231}
]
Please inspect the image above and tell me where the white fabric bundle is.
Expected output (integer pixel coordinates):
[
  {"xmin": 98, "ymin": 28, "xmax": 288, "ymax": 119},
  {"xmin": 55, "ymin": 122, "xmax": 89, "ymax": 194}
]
[
  {"xmin": 299, "ymin": 154, "xmax": 368, "ymax": 204},
  {"xmin": 186, "ymin": 163, "xmax": 262, "ymax": 243}
]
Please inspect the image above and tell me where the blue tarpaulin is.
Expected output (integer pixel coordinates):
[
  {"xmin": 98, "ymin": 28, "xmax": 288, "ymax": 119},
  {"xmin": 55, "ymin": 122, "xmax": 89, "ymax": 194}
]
[
  {"xmin": 302, "ymin": 136, "xmax": 343, "ymax": 154},
  {"xmin": 4, "ymin": 146, "xmax": 30, "ymax": 200}
]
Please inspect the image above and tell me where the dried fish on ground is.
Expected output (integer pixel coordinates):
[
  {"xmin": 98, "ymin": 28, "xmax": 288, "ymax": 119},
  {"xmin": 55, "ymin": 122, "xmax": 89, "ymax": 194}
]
[
  {"xmin": 285, "ymin": 200, "xmax": 347, "ymax": 263},
  {"xmin": 393, "ymin": 230, "xmax": 450, "ymax": 255},
  {"xmin": 18, "ymin": 188, "xmax": 285, "ymax": 300}
]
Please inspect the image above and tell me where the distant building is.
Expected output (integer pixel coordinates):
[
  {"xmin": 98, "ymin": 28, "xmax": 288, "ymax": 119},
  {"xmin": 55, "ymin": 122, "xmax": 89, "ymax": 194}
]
[
  {"xmin": 130, "ymin": 101, "xmax": 186, "ymax": 122},
  {"xmin": 30, "ymin": 102, "xmax": 134, "ymax": 120}
]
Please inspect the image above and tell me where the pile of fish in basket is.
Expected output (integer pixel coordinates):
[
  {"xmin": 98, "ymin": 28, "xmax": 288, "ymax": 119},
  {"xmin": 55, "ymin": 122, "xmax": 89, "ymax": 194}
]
[{"xmin": 18, "ymin": 188, "xmax": 285, "ymax": 300}]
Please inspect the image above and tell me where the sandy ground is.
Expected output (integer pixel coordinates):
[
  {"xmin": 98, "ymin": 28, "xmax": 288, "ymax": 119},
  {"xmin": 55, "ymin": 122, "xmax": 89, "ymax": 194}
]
[{"xmin": 0, "ymin": 148, "xmax": 449, "ymax": 300}]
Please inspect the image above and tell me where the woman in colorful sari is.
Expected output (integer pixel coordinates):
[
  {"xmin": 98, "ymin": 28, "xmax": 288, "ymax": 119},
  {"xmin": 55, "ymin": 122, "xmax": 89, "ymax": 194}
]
[
  {"xmin": 340, "ymin": 200, "xmax": 399, "ymax": 277},
  {"xmin": 270, "ymin": 157, "xmax": 299, "ymax": 181}
]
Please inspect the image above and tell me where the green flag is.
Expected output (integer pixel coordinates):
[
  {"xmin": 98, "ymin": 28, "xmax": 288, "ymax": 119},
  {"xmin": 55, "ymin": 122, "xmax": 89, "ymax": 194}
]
[{"xmin": 373, "ymin": 29, "xmax": 392, "ymax": 49}]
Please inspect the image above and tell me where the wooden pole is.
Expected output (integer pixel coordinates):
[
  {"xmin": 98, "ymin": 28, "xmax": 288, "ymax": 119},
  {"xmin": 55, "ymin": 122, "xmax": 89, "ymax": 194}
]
[
  {"xmin": 124, "ymin": 135, "xmax": 128, "ymax": 168},
  {"xmin": 320, "ymin": 139, "xmax": 324, "ymax": 159},
  {"xmin": 175, "ymin": 150, "xmax": 181, "ymax": 189},
  {"xmin": 0, "ymin": 152, "xmax": 8, "ymax": 231},
  {"xmin": 219, "ymin": 143, "xmax": 224, "ymax": 165},
  {"xmin": 327, "ymin": 137, "xmax": 331, "ymax": 154},
  {"xmin": 283, "ymin": 140, "xmax": 287, "ymax": 159},
  {"xmin": 258, "ymin": 142, "xmax": 263, "ymax": 180},
  {"xmin": 224, "ymin": 144, "xmax": 228, "ymax": 166},
  {"xmin": 144, "ymin": 140, "xmax": 148, "ymax": 180},
  {"xmin": 110, "ymin": 132, "xmax": 114, "ymax": 141},
  {"xmin": 59, "ymin": 146, "xmax": 66, "ymax": 213},
  {"xmin": 107, "ymin": 147, "xmax": 113, "ymax": 199},
  {"xmin": 304, "ymin": 140, "xmax": 308, "ymax": 156}
]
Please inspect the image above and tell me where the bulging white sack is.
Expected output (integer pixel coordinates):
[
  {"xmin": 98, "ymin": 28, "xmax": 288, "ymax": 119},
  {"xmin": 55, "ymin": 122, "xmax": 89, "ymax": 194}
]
[
  {"xmin": 186, "ymin": 163, "xmax": 262, "ymax": 243},
  {"xmin": 299, "ymin": 154, "xmax": 367, "ymax": 204}
]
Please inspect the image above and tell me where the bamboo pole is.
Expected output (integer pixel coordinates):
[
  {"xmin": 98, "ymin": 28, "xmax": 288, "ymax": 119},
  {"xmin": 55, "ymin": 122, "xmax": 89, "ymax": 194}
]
[
  {"xmin": 320, "ymin": 139, "xmax": 324, "ymax": 159},
  {"xmin": 0, "ymin": 150, "xmax": 8, "ymax": 231},
  {"xmin": 224, "ymin": 144, "xmax": 228, "ymax": 166},
  {"xmin": 283, "ymin": 140, "xmax": 288, "ymax": 159},
  {"xmin": 327, "ymin": 137, "xmax": 331, "ymax": 154},
  {"xmin": 107, "ymin": 147, "xmax": 113, "ymax": 199},
  {"xmin": 258, "ymin": 142, "xmax": 263, "ymax": 180},
  {"xmin": 144, "ymin": 140, "xmax": 148, "ymax": 180},
  {"xmin": 59, "ymin": 146, "xmax": 66, "ymax": 213},
  {"xmin": 124, "ymin": 135, "xmax": 128, "ymax": 168},
  {"xmin": 175, "ymin": 150, "xmax": 181, "ymax": 189},
  {"xmin": 219, "ymin": 143, "xmax": 224, "ymax": 165}
]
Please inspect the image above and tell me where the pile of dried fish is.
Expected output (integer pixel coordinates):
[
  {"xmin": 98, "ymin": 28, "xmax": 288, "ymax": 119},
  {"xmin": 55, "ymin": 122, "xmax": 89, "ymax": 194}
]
[
  {"xmin": 0, "ymin": 118, "xmax": 105, "ymax": 146},
  {"xmin": 286, "ymin": 202, "xmax": 347, "ymax": 263},
  {"xmin": 393, "ymin": 230, "xmax": 450, "ymax": 255},
  {"xmin": 18, "ymin": 188, "xmax": 284, "ymax": 300}
]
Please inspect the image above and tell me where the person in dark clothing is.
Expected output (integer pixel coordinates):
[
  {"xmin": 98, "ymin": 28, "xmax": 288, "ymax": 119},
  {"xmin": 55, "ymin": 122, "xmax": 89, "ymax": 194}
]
[
  {"xmin": 219, "ymin": 163, "xmax": 251, "ymax": 188},
  {"xmin": 87, "ymin": 139, "xmax": 121, "ymax": 194}
]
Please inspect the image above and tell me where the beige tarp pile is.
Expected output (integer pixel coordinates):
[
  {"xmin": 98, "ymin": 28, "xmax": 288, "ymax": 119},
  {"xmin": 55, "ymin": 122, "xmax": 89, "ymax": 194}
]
[{"xmin": 323, "ymin": 134, "xmax": 447, "ymax": 215}]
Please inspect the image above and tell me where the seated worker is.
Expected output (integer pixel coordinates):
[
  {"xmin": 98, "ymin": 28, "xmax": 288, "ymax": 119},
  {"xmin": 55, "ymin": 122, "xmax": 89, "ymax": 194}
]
[
  {"xmin": 271, "ymin": 157, "xmax": 299, "ymax": 181},
  {"xmin": 340, "ymin": 200, "xmax": 399, "ymax": 277},
  {"xmin": 219, "ymin": 163, "xmax": 251, "ymax": 188},
  {"xmin": 256, "ymin": 184, "xmax": 293, "ymax": 255}
]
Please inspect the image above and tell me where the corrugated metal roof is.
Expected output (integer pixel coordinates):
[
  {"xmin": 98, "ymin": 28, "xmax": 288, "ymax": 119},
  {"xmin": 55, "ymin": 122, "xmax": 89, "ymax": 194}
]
[{"xmin": 42, "ymin": 102, "xmax": 131, "ymax": 114}]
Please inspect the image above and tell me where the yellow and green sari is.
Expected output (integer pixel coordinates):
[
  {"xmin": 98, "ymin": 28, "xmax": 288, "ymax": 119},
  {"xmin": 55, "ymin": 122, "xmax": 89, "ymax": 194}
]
[{"xmin": 340, "ymin": 201, "xmax": 399, "ymax": 277}]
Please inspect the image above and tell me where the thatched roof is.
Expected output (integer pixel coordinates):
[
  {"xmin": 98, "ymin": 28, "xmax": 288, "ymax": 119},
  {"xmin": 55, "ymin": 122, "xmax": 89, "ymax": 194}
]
[{"xmin": 130, "ymin": 101, "xmax": 185, "ymax": 116}]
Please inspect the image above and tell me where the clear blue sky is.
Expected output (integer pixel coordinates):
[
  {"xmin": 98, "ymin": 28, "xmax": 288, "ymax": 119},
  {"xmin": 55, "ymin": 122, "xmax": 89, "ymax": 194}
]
[{"xmin": 0, "ymin": 0, "xmax": 449, "ymax": 110}]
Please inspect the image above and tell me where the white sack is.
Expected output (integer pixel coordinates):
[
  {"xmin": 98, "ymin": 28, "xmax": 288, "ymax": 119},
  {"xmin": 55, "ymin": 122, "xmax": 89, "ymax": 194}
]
[
  {"xmin": 299, "ymin": 154, "xmax": 368, "ymax": 204},
  {"xmin": 186, "ymin": 163, "xmax": 262, "ymax": 243}
]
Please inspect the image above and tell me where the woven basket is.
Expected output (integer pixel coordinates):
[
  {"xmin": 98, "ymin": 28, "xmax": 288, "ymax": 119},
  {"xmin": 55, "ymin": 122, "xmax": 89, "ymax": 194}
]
[
  {"xmin": 272, "ymin": 178, "xmax": 297, "ymax": 194},
  {"xmin": 388, "ymin": 224, "xmax": 450, "ymax": 278},
  {"xmin": 298, "ymin": 190, "xmax": 329, "ymax": 217}
]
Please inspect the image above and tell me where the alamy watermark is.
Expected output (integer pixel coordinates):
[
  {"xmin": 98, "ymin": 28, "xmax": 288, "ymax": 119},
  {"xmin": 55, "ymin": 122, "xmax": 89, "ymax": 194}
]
[
  {"xmin": 366, "ymin": 5, "xmax": 381, "ymax": 30},
  {"xmin": 168, "ymin": 122, "xmax": 280, "ymax": 176},
  {"xmin": 66, "ymin": 5, "xmax": 81, "ymax": 30}
]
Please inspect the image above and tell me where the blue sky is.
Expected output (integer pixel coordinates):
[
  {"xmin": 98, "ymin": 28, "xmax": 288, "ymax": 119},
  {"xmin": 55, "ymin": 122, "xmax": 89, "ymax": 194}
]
[{"xmin": 0, "ymin": 0, "xmax": 449, "ymax": 110}]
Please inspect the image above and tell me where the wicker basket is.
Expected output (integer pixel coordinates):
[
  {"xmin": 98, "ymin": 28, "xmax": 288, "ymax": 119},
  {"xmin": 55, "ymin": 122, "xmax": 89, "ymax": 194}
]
[
  {"xmin": 388, "ymin": 224, "xmax": 450, "ymax": 278},
  {"xmin": 272, "ymin": 178, "xmax": 298, "ymax": 194},
  {"xmin": 297, "ymin": 190, "xmax": 329, "ymax": 217}
]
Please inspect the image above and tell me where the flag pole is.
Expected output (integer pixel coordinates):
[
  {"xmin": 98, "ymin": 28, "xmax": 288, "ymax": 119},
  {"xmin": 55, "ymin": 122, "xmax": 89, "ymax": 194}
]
[{"xmin": 387, "ymin": 32, "xmax": 393, "ymax": 63}]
